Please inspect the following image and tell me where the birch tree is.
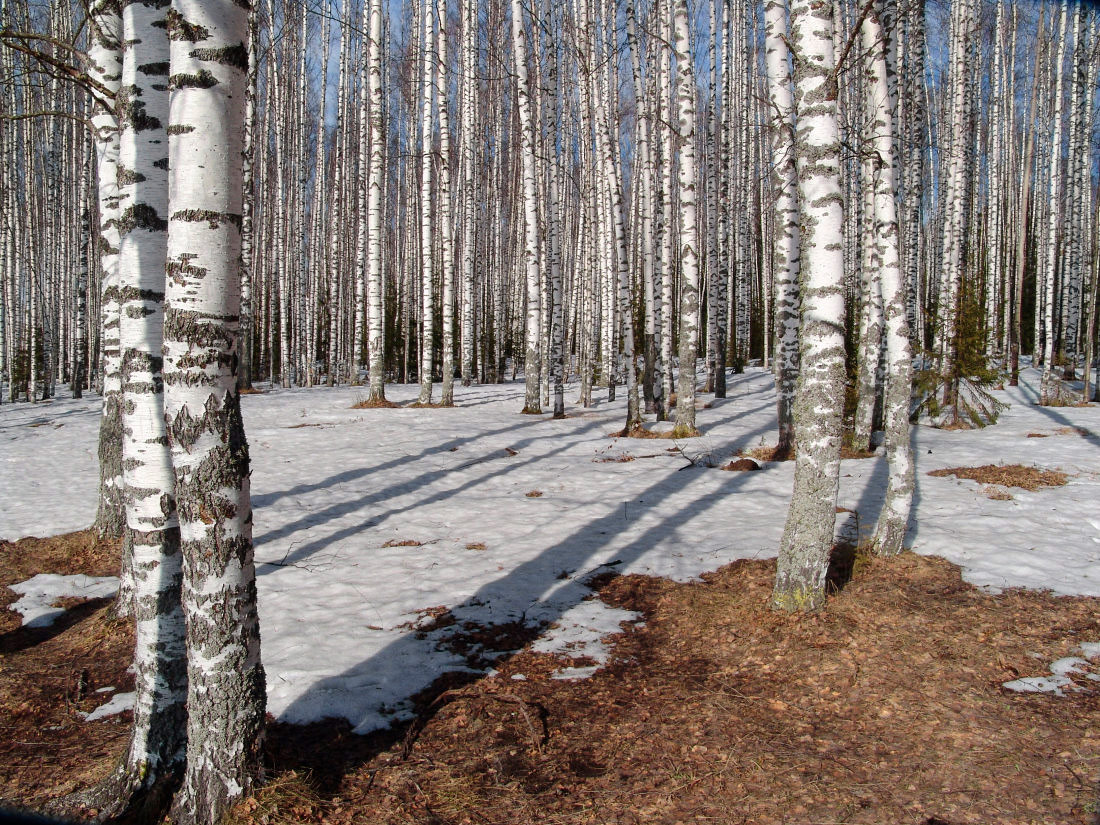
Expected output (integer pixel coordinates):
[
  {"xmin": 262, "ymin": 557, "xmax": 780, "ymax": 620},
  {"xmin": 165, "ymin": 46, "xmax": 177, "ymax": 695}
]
[
  {"xmin": 89, "ymin": 0, "xmax": 126, "ymax": 540},
  {"xmin": 671, "ymin": 0, "xmax": 699, "ymax": 436},
  {"xmin": 863, "ymin": 1, "xmax": 913, "ymax": 556},
  {"xmin": 164, "ymin": 0, "xmax": 266, "ymax": 820},
  {"xmin": 772, "ymin": 0, "xmax": 846, "ymax": 612},
  {"xmin": 512, "ymin": 0, "xmax": 541, "ymax": 413},
  {"xmin": 763, "ymin": 0, "xmax": 799, "ymax": 456}
]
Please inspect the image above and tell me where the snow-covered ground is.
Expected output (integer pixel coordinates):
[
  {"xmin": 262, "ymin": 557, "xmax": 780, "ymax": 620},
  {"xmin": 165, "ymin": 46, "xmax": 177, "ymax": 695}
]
[{"xmin": 2, "ymin": 367, "xmax": 1098, "ymax": 730}]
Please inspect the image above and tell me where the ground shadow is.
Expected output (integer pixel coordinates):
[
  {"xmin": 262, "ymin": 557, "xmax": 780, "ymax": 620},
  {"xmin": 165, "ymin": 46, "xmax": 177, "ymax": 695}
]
[
  {"xmin": 265, "ymin": 412, "xmax": 775, "ymax": 792},
  {"xmin": 0, "ymin": 597, "xmax": 113, "ymax": 656}
]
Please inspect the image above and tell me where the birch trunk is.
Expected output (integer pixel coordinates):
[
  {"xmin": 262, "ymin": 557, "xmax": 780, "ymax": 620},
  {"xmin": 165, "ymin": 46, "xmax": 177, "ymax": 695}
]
[
  {"xmin": 763, "ymin": 0, "xmax": 800, "ymax": 456},
  {"xmin": 672, "ymin": 0, "xmax": 699, "ymax": 436},
  {"xmin": 864, "ymin": 4, "xmax": 913, "ymax": 556},
  {"xmin": 90, "ymin": 0, "xmax": 126, "ymax": 540},
  {"xmin": 417, "ymin": 0, "xmax": 436, "ymax": 405},
  {"xmin": 164, "ymin": 2, "xmax": 266, "ymax": 821},
  {"xmin": 1039, "ymin": 2, "xmax": 1069, "ymax": 405},
  {"xmin": 772, "ymin": 0, "xmax": 846, "ymax": 612},
  {"xmin": 366, "ymin": 0, "xmax": 388, "ymax": 402},
  {"xmin": 513, "ymin": 0, "xmax": 542, "ymax": 413},
  {"xmin": 81, "ymin": 0, "xmax": 189, "ymax": 814}
]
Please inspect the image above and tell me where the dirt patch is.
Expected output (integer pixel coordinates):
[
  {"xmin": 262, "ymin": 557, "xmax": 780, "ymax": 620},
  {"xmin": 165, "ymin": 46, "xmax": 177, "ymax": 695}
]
[
  {"xmin": 720, "ymin": 457, "xmax": 761, "ymax": 472},
  {"xmin": 740, "ymin": 444, "xmax": 793, "ymax": 462},
  {"xmin": 0, "ymin": 531, "xmax": 132, "ymax": 808},
  {"xmin": 928, "ymin": 464, "xmax": 1069, "ymax": 490},
  {"xmin": 351, "ymin": 398, "xmax": 400, "ymax": 409},
  {"xmin": 609, "ymin": 425, "xmax": 701, "ymax": 439},
  {"xmin": 5, "ymin": 535, "xmax": 1100, "ymax": 824}
]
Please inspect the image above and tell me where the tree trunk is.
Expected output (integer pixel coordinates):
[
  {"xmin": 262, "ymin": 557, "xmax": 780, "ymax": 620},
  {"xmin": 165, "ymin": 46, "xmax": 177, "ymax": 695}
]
[{"xmin": 164, "ymin": 2, "xmax": 266, "ymax": 821}]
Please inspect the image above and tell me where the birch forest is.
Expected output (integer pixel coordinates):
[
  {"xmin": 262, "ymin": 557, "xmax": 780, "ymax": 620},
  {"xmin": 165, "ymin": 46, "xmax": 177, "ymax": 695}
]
[{"xmin": 2, "ymin": 0, "xmax": 1096, "ymax": 414}]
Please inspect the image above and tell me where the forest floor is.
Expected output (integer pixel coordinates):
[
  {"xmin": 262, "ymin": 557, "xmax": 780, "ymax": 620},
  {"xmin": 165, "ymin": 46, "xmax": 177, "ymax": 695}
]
[{"xmin": 3, "ymin": 529, "xmax": 1099, "ymax": 825}]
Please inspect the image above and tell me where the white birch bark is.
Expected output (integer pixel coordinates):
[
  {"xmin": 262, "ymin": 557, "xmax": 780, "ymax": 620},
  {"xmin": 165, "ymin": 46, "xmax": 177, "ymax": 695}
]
[
  {"xmin": 82, "ymin": 0, "xmax": 189, "ymax": 813},
  {"xmin": 1039, "ymin": 2, "xmax": 1069, "ymax": 405},
  {"xmin": 417, "ymin": 0, "xmax": 436, "ymax": 405},
  {"xmin": 771, "ymin": 0, "xmax": 846, "ymax": 612},
  {"xmin": 672, "ymin": 0, "xmax": 699, "ymax": 435},
  {"xmin": 460, "ymin": 0, "xmax": 477, "ymax": 386},
  {"xmin": 89, "ymin": 0, "xmax": 126, "ymax": 540},
  {"xmin": 164, "ymin": 2, "xmax": 265, "ymax": 821},
  {"xmin": 764, "ymin": 0, "xmax": 800, "ymax": 456},
  {"xmin": 863, "ymin": 4, "xmax": 913, "ymax": 556},
  {"xmin": 512, "ymin": 0, "xmax": 542, "ymax": 413},
  {"xmin": 366, "ymin": 0, "xmax": 387, "ymax": 402},
  {"xmin": 934, "ymin": 0, "xmax": 976, "ymax": 420},
  {"xmin": 437, "ymin": 0, "xmax": 455, "ymax": 406}
]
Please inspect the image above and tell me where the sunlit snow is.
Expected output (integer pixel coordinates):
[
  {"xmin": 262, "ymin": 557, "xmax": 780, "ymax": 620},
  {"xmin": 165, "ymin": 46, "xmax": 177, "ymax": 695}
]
[{"xmin": 3, "ymin": 366, "xmax": 1099, "ymax": 730}]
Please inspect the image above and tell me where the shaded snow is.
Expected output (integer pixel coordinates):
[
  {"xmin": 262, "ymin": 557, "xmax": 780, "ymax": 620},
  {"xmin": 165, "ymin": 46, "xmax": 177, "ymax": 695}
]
[
  {"xmin": 9, "ymin": 573, "xmax": 120, "ymax": 628},
  {"xmin": 3, "ymin": 367, "xmax": 1099, "ymax": 732},
  {"xmin": 80, "ymin": 691, "xmax": 135, "ymax": 721}
]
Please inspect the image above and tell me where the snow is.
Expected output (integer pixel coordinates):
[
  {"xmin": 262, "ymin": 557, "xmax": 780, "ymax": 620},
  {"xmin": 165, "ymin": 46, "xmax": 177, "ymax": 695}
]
[
  {"xmin": 80, "ymin": 691, "xmax": 136, "ymax": 721},
  {"xmin": 1002, "ymin": 645, "xmax": 1100, "ymax": 696},
  {"xmin": 2, "ymin": 367, "xmax": 1099, "ymax": 731},
  {"xmin": 8, "ymin": 573, "xmax": 120, "ymax": 628}
]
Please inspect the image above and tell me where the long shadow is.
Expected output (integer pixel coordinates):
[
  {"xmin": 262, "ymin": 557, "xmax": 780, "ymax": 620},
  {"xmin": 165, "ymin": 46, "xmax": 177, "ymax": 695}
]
[
  {"xmin": 256, "ymin": 400, "xmax": 775, "ymax": 574},
  {"xmin": 845, "ymin": 450, "xmax": 890, "ymax": 546},
  {"xmin": 0, "ymin": 597, "xmax": 113, "ymax": 655},
  {"xmin": 0, "ymin": 401, "xmax": 101, "ymax": 433},
  {"xmin": 251, "ymin": 416, "xmax": 540, "ymax": 509},
  {"xmin": 1002, "ymin": 370, "xmax": 1100, "ymax": 445},
  {"xmin": 269, "ymin": 417, "xmax": 777, "ymax": 791}
]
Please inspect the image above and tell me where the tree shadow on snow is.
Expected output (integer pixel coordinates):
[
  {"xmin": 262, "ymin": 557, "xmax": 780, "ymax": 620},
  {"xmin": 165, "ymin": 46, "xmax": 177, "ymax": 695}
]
[{"xmin": 264, "ymin": 414, "xmax": 775, "ymax": 793}]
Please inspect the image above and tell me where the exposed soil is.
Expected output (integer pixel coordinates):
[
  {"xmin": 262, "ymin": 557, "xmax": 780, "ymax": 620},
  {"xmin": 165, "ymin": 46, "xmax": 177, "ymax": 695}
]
[
  {"xmin": 2, "ymin": 532, "xmax": 1099, "ymax": 825},
  {"xmin": 0, "ymin": 531, "xmax": 133, "ymax": 806},
  {"xmin": 927, "ymin": 464, "xmax": 1069, "ymax": 490}
]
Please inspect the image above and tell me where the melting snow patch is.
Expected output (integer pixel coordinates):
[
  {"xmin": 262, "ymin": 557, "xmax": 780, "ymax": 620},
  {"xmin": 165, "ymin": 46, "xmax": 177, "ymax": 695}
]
[
  {"xmin": 1003, "ymin": 646, "xmax": 1100, "ymax": 696},
  {"xmin": 80, "ymin": 691, "xmax": 135, "ymax": 721},
  {"xmin": 9, "ymin": 574, "xmax": 118, "ymax": 628},
  {"xmin": 530, "ymin": 598, "xmax": 640, "ymax": 679}
]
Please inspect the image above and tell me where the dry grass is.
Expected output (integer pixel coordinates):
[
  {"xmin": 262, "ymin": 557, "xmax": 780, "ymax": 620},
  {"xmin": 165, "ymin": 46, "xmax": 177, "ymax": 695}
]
[
  {"xmin": 927, "ymin": 464, "xmax": 1069, "ymax": 490},
  {"xmin": 593, "ymin": 454, "xmax": 636, "ymax": 463},
  {"xmin": 382, "ymin": 539, "xmax": 423, "ymax": 548},
  {"xmin": 351, "ymin": 397, "xmax": 399, "ymax": 409},
  {"xmin": 524, "ymin": 490, "xmax": 543, "ymax": 498},
  {"xmin": 740, "ymin": 444, "xmax": 793, "ymax": 462},
  {"xmin": 609, "ymin": 424, "xmax": 701, "ymax": 439},
  {"xmin": 224, "ymin": 772, "xmax": 324, "ymax": 825},
  {"xmin": 981, "ymin": 485, "xmax": 1015, "ymax": 501},
  {"xmin": 5, "ymin": 533, "xmax": 1100, "ymax": 824},
  {"xmin": 720, "ymin": 458, "xmax": 761, "ymax": 472},
  {"xmin": 840, "ymin": 444, "xmax": 877, "ymax": 459},
  {"xmin": 464, "ymin": 542, "xmax": 487, "ymax": 552},
  {"xmin": 1027, "ymin": 427, "xmax": 1091, "ymax": 438}
]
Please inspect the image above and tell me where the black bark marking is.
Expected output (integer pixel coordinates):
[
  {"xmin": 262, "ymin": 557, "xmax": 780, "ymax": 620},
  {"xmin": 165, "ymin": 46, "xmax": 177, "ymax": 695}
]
[
  {"xmin": 138, "ymin": 60, "xmax": 169, "ymax": 76},
  {"xmin": 172, "ymin": 209, "xmax": 243, "ymax": 230},
  {"xmin": 165, "ymin": 8, "xmax": 211, "ymax": 42},
  {"xmin": 166, "ymin": 254, "xmax": 208, "ymax": 283},
  {"xmin": 190, "ymin": 43, "xmax": 248, "ymax": 71},
  {"xmin": 116, "ymin": 84, "xmax": 162, "ymax": 132},
  {"xmin": 170, "ymin": 69, "xmax": 218, "ymax": 90},
  {"xmin": 118, "ymin": 203, "xmax": 168, "ymax": 233},
  {"xmin": 167, "ymin": 124, "xmax": 195, "ymax": 135}
]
